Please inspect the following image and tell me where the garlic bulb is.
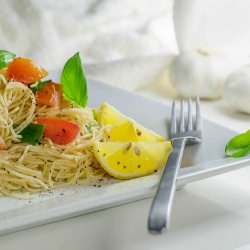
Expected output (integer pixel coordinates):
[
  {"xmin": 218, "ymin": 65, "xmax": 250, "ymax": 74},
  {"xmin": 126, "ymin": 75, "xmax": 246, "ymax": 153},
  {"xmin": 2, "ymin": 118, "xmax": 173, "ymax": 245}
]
[
  {"xmin": 169, "ymin": 49, "xmax": 233, "ymax": 99},
  {"xmin": 224, "ymin": 66, "xmax": 250, "ymax": 114}
]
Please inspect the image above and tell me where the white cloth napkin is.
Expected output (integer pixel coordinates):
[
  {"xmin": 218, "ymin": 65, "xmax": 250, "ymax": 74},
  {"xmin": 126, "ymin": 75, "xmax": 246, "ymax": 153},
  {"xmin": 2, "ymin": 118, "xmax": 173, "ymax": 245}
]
[{"xmin": 0, "ymin": 0, "xmax": 177, "ymax": 91}]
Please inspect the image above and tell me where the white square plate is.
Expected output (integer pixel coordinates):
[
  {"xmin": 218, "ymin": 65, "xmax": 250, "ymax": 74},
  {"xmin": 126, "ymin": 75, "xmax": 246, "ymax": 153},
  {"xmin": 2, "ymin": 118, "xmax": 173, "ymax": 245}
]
[{"xmin": 0, "ymin": 77, "xmax": 249, "ymax": 236}]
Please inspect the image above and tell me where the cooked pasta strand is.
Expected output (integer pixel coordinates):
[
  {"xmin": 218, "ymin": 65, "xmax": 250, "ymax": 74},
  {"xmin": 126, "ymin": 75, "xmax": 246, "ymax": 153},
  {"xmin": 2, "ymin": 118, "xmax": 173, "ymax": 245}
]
[{"xmin": 0, "ymin": 73, "xmax": 108, "ymax": 198}]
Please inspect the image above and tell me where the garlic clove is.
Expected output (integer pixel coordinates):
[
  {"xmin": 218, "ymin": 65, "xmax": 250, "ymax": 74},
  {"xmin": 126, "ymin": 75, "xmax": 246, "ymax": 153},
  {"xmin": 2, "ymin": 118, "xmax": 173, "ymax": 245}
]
[
  {"xmin": 224, "ymin": 66, "xmax": 250, "ymax": 114},
  {"xmin": 169, "ymin": 49, "xmax": 234, "ymax": 99}
]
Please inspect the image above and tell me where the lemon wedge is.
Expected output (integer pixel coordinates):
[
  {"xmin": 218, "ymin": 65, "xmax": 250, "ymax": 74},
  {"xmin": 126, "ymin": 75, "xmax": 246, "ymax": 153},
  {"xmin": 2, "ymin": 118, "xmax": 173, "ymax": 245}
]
[
  {"xmin": 108, "ymin": 120, "xmax": 164, "ymax": 142},
  {"xmin": 98, "ymin": 102, "xmax": 164, "ymax": 142},
  {"xmin": 94, "ymin": 102, "xmax": 172, "ymax": 179},
  {"xmin": 97, "ymin": 102, "xmax": 127, "ymax": 125},
  {"xmin": 93, "ymin": 141, "xmax": 172, "ymax": 179}
]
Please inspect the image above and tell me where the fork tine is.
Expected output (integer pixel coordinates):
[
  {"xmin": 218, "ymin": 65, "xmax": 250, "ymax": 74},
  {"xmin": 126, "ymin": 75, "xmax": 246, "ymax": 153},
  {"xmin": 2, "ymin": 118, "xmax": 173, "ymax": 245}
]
[
  {"xmin": 187, "ymin": 98, "xmax": 193, "ymax": 131},
  {"xmin": 179, "ymin": 99, "xmax": 185, "ymax": 132},
  {"xmin": 195, "ymin": 97, "xmax": 202, "ymax": 130},
  {"xmin": 170, "ymin": 101, "xmax": 176, "ymax": 135}
]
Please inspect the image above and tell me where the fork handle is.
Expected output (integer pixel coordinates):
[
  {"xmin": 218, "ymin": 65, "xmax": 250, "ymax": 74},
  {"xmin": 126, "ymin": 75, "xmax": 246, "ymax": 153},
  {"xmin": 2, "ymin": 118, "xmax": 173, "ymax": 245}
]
[{"xmin": 148, "ymin": 137, "xmax": 187, "ymax": 234}]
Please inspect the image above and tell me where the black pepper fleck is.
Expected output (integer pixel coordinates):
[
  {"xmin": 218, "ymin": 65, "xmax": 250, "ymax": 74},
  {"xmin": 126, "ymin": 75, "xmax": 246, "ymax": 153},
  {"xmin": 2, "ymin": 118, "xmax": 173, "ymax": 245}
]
[{"xmin": 136, "ymin": 129, "xmax": 142, "ymax": 136}]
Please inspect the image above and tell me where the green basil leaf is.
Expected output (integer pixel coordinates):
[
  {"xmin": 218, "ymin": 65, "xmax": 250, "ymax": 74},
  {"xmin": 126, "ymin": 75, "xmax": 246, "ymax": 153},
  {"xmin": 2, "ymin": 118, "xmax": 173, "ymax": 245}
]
[
  {"xmin": 30, "ymin": 79, "xmax": 52, "ymax": 93},
  {"xmin": 92, "ymin": 109, "xmax": 97, "ymax": 121},
  {"xmin": 0, "ymin": 50, "xmax": 16, "ymax": 69},
  {"xmin": 20, "ymin": 123, "xmax": 44, "ymax": 146},
  {"xmin": 225, "ymin": 130, "xmax": 250, "ymax": 158},
  {"xmin": 60, "ymin": 52, "xmax": 88, "ymax": 108},
  {"xmin": 85, "ymin": 124, "xmax": 91, "ymax": 131}
]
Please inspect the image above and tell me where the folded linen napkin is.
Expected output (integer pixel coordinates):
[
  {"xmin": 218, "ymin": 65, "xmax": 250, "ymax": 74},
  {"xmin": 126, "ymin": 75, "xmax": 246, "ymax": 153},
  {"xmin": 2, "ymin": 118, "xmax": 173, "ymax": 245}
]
[{"xmin": 0, "ymin": 0, "xmax": 177, "ymax": 91}]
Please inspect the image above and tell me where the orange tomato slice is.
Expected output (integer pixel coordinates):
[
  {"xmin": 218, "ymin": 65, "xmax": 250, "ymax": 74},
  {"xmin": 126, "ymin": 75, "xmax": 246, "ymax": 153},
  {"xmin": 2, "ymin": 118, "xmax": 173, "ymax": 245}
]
[
  {"xmin": 7, "ymin": 57, "xmax": 48, "ymax": 85},
  {"xmin": 35, "ymin": 117, "xmax": 80, "ymax": 145},
  {"xmin": 0, "ymin": 136, "xmax": 6, "ymax": 150},
  {"xmin": 35, "ymin": 82, "xmax": 61, "ymax": 107}
]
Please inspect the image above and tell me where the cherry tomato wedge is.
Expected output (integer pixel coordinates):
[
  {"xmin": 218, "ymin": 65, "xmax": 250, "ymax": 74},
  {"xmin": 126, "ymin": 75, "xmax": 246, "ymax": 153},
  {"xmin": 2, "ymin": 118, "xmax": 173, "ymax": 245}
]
[
  {"xmin": 7, "ymin": 57, "xmax": 48, "ymax": 85},
  {"xmin": 0, "ymin": 137, "xmax": 6, "ymax": 150},
  {"xmin": 36, "ymin": 83, "xmax": 61, "ymax": 107},
  {"xmin": 34, "ymin": 117, "xmax": 80, "ymax": 145}
]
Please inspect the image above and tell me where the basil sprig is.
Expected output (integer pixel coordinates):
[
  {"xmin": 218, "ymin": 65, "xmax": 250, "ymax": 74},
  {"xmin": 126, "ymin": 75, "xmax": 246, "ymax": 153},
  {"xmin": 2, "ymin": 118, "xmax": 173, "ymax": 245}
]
[
  {"xmin": 19, "ymin": 123, "xmax": 44, "ymax": 146},
  {"xmin": 30, "ymin": 79, "xmax": 52, "ymax": 93},
  {"xmin": 92, "ymin": 109, "xmax": 97, "ymax": 121},
  {"xmin": 60, "ymin": 52, "xmax": 88, "ymax": 108},
  {"xmin": 0, "ymin": 50, "xmax": 16, "ymax": 69},
  {"xmin": 225, "ymin": 130, "xmax": 250, "ymax": 158}
]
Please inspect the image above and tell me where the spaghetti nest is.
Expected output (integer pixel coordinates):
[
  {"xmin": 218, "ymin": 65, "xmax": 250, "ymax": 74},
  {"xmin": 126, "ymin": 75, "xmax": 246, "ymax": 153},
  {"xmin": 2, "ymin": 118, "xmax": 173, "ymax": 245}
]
[{"xmin": 0, "ymin": 75, "xmax": 107, "ymax": 198}]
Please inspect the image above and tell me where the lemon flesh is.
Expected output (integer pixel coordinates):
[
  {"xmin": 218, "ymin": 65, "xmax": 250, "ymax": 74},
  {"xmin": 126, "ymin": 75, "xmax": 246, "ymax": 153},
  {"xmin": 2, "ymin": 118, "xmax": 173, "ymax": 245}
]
[
  {"xmin": 93, "ymin": 141, "xmax": 172, "ymax": 179},
  {"xmin": 108, "ymin": 120, "xmax": 164, "ymax": 142},
  {"xmin": 97, "ymin": 102, "xmax": 127, "ymax": 125},
  {"xmin": 98, "ymin": 102, "xmax": 165, "ymax": 142}
]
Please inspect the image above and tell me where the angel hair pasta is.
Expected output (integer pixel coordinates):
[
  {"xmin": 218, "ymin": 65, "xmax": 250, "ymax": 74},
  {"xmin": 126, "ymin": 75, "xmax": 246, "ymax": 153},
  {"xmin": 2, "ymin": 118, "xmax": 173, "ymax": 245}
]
[{"xmin": 0, "ymin": 51, "xmax": 107, "ymax": 198}]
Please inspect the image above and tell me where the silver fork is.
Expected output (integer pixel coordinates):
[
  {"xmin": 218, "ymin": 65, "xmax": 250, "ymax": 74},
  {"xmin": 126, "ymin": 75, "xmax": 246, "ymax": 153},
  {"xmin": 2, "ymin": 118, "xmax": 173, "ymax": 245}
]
[{"xmin": 148, "ymin": 97, "xmax": 203, "ymax": 234}]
